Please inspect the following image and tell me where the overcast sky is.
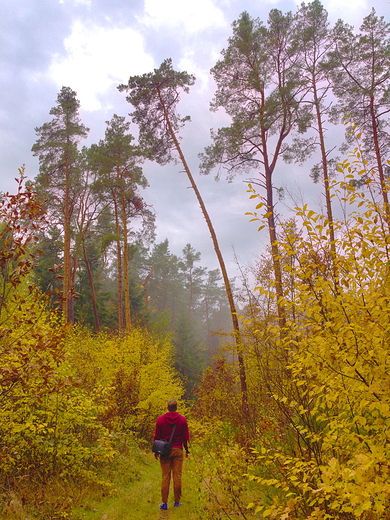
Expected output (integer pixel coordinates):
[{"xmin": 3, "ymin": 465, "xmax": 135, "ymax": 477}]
[{"xmin": 1, "ymin": 0, "xmax": 390, "ymax": 280}]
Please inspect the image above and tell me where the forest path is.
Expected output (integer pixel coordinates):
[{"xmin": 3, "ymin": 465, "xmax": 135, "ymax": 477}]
[{"xmin": 71, "ymin": 451, "xmax": 205, "ymax": 520}]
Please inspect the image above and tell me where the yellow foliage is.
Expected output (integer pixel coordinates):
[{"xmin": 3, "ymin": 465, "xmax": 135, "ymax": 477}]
[
  {"xmin": 245, "ymin": 168, "xmax": 390, "ymax": 519},
  {"xmin": 64, "ymin": 326, "xmax": 184, "ymax": 439}
]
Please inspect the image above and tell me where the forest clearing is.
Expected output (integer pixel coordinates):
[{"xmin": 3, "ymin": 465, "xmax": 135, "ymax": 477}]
[{"xmin": 1, "ymin": 1, "xmax": 390, "ymax": 519}]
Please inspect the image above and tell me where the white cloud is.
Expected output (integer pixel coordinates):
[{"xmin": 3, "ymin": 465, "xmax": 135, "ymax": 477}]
[
  {"xmin": 48, "ymin": 21, "xmax": 154, "ymax": 111},
  {"xmin": 59, "ymin": 0, "xmax": 92, "ymax": 6},
  {"xmin": 141, "ymin": 0, "xmax": 227, "ymax": 34},
  {"xmin": 320, "ymin": 0, "xmax": 369, "ymax": 25},
  {"xmin": 293, "ymin": 0, "xmax": 371, "ymax": 26},
  {"xmin": 178, "ymin": 52, "xmax": 213, "ymax": 91}
]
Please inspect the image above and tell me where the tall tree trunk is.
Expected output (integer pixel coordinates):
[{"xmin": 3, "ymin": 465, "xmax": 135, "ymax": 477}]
[
  {"xmin": 157, "ymin": 87, "xmax": 249, "ymax": 414},
  {"xmin": 69, "ymin": 255, "xmax": 77, "ymax": 324},
  {"xmin": 63, "ymin": 153, "xmax": 72, "ymax": 323},
  {"xmin": 113, "ymin": 196, "xmax": 124, "ymax": 330},
  {"xmin": 370, "ymin": 95, "xmax": 390, "ymax": 226},
  {"xmin": 205, "ymin": 297, "xmax": 213, "ymax": 361},
  {"xmin": 313, "ymin": 80, "xmax": 338, "ymax": 285},
  {"xmin": 83, "ymin": 243, "xmax": 100, "ymax": 332},
  {"xmin": 187, "ymin": 268, "xmax": 193, "ymax": 319},
  {"xmin": 265, "ymin": 175, "xmax": 286, "ymax": 331},
  {"xmin": 314, "ymin": 87, "xmax": 336, "ymax": 249},
  {"xmin": 121, "ymin": 194, "xmax": 131, "ymax": 330},
  {"xmin": 262, "ymin": 121, "xmax": 286, "ymax": 331},
  {"xmin": 142, "ymin": 268, "xmax": 153, "ymax": 308}
]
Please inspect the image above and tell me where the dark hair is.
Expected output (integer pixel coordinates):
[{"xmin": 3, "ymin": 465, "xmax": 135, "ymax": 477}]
[{"xmin": 167, "ymin": 398, "xmax": 177, "ymax": 412}]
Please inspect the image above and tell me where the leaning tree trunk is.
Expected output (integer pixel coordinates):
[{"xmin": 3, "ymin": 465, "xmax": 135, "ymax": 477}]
[{"xmin": 157, "ymin": 87, "xmax": 249, "ymax": 415}]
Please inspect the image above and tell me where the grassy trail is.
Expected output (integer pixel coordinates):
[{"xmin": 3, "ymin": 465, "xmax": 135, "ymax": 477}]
[{"xmin": 71, "ymin": 452, "xmax": 204, "ymax": 520}]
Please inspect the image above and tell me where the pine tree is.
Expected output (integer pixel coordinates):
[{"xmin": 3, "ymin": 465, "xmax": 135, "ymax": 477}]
[
  {"xmin": 329, "ymin": 9, "xmax": 390, "ymax": 220},
  {"xmin": 32, "ymin": 87, "xmax": 89, "ymax": 323},
  {"xmin": 89, "ymin": 115, "xmax": 154, "ymax": 330},
  {"xmin": 118, "ymin": 60, "xmax": 249, "ymax": 414},
  {"xmin": 200, "ymin": 11, "xmax": 310, "ymax": 330},
  {"xmin": 173, "ymin": 312, "xmax": 206, "ymax": 399}
]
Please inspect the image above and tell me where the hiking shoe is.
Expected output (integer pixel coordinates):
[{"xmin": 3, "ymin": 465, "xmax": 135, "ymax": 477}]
[
  {"xmin": 159, "ymin": 503, "xmax": 168, "ymax": 510},
  {"xmin": 174, "ymin": 502, "xmax": 182, "ymax": 507}
]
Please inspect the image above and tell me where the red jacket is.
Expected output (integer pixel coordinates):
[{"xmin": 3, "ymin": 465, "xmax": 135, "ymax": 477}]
[{"xmin": 154, "ymin": 411, "xmax": 189, "ymax": 449}]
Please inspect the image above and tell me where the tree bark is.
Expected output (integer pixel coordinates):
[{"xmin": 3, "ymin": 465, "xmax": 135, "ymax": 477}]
[
  {"xmin": 121, "ymin": 192, "xmax": 131, "ymax": 330},
  {"xmin": 63, "ymin": 152, "xmax": 72, "ymax": 323},
  {"xmin": 261, "ymin": 116, "xmax": 286, "ymax": 331},
  {"xmin": 312, "ymin": 78, "xmax": 339, "ymax": 287},
  {"xmin": 83, "ymin": 244, "xmax": 100, "ymax": 332},
  {"xmin": 370, "ymin": 95, "xmax": 390, "ymax": 226},
  {"xmin": 113, "ymin": 196, "xmax": 124, "ymax": 330}
]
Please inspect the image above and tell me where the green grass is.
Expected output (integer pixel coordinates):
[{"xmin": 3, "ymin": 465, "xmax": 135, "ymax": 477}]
[{"xmin": 70, "ymin": 452, "xmax": 206, "ymax": 520}]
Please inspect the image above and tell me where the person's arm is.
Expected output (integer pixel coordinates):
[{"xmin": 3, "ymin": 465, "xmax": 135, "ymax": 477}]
[
  {"xmin": 154, "ymin": 420, "xmax": 160, "ymax": 460},
  {"xmin": 153, "ymin": 420, "xmax": 160, "ymax": 441},
  {"xmin": 183, "ymin": 441, "xmax": 190, "ymax": 458},
  {"xmin": 183, "ymin": 418, "xmax": 190, "ymax": 458}
]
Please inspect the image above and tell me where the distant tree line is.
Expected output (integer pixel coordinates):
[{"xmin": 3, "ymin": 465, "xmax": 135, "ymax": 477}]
[{"xmin": 30, "ymin": 89, "xmax": 232, "ymax": 366}]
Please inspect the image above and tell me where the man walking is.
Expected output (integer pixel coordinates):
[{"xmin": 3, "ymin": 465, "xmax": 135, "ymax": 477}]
[{"xmin": 154, "ymin": 398, "xmax": 190, "ymax": 510}]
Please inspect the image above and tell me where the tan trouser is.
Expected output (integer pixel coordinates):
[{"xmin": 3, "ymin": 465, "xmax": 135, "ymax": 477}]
[{"xmin": 160, "ymin": 447, "xmax": 184, "ymax": 503}]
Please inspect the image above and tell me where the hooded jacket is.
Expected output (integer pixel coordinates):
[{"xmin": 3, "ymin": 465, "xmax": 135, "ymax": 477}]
[{"xmin": 154, "ymin": 411, "xmax": 189, "ymax": 449}]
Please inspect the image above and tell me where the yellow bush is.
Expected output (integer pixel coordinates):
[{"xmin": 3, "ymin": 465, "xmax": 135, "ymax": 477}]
[{"xmin": 247, "ymin": 169, "xmax": 390, "ymax": 519}]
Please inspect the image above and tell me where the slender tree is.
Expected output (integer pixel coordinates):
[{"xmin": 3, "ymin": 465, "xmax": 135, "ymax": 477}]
[
  {"xmin": 202, "ymin": 269, "xmax": 227, "ymax": 359},
  {"xmin": 146, "ymin": 239, "xmax": 184, "ymax": 323},
  {"xmin": 179, "ymin": 244, "xmax": 206, "ymax": 319},
  {"xmin": 90, "ymin": 115, "xmax": 153, "ymax": 330},
  {"xmin": 292, "ymin": 0, "xmax": 339, "ymax": 270},
  {"xmin": 173, "ymin": 312, "xmax": 206, "ymax": 399},
  {"xmin": 72, "ymin": 148, "xmax": 108, "ymax": 332},
  {"xmin": 33, "ymin": 226, "xmax": 63, "ymax": 301},
  {"xmin": 200, "ymin": 11, "xmax": 309, "ymax": 330},
  {"xmin": 118, "ymin": 59, "xmax": 249, "ymax": 413},
  {"xmin": 328, "ymin": 9, "xmax": 390, "ymax": 220},
  {"xmin": 32, "ymin": 87, "xmax": 89, "ymax": 323}
]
